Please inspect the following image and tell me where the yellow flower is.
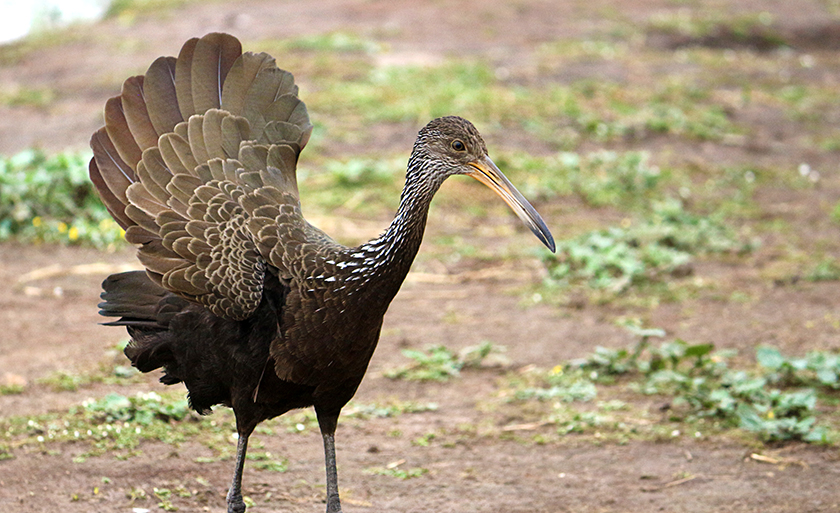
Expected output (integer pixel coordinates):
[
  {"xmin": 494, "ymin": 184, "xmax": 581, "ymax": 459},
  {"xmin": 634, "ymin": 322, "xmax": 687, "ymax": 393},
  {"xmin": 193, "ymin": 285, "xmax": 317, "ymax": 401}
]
[
  {"xmin": 57, "ymin": 222, "xmax": 68, "ymax": 233},
  {"xmin": 32, "ymin": 216, "xmax": 42, "ymax": 227},
  {"xmin": 767, "ymin": 410, "xmax": 775, "ymax": 419},
  {"xmin": 68, "ymin": 226, "xmax": 79, "ymax": 241}
]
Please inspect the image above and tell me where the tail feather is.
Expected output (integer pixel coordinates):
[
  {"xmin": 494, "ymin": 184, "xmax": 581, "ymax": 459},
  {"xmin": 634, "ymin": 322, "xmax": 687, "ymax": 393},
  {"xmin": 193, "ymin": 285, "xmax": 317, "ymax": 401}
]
[
  {"xmin": 99, "ymin": 271, "xmax": 184, "ymax": 328},
  {"xmin": 98, "ymin": 270, "xmax": 230, "ymax": 412}
]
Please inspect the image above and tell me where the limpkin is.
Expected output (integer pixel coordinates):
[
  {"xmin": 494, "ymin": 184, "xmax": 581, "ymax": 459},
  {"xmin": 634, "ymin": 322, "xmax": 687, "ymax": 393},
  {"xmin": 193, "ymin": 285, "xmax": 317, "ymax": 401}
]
[{"xmin": 90, "ymin": 33, "xmax": 554, "ymax": 513}]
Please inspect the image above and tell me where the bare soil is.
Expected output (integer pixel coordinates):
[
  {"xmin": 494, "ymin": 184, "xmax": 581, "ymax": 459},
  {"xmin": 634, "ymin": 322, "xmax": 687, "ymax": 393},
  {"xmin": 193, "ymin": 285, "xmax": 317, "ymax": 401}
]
[{"xmin": 1, "ymin": 1, "xmax": 840, "ymax": 512}]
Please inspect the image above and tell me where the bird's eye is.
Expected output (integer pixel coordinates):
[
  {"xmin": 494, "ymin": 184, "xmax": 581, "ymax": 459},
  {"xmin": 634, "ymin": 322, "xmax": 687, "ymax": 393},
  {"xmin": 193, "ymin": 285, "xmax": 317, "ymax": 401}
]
[{"xmin": 451, "ymin": 139, "xmax": 466, "ymax": 152}]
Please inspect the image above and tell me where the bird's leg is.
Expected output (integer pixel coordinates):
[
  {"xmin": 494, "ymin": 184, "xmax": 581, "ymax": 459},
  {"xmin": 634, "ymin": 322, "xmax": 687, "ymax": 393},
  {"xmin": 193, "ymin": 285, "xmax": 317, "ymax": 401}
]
[
  {"xmin": 227, "ymin": 424, "xmax": 254, "ymax": 513},
  {"xmin": 316, "ymin": 409, "xmax": 342, "ymax": 513}
]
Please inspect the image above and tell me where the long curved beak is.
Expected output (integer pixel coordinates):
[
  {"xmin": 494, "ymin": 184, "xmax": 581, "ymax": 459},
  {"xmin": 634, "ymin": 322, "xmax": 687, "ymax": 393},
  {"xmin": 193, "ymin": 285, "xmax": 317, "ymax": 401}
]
[{"xmin": 466, "ymin": 155, "xmax": 555, "ymax": 252}]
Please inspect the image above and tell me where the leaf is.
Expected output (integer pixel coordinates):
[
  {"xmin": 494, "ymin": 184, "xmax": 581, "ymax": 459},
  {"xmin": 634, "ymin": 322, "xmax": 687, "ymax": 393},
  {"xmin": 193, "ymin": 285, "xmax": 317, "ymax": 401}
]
[
  {"xmin": 756, "ymin": 346, "xmax": 785, "ymax": 370},
  {"xmin": 736, "ymin": 403, "xmax": 765, "ymax": 432},
  {"xmin": 685, "ymin": 343, "xmax": 714, "ymax": 358}
]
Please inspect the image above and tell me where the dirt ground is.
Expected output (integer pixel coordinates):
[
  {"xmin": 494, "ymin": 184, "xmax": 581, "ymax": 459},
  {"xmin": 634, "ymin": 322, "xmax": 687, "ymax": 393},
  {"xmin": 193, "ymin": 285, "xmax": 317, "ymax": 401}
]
[{"xmin": 1, "ymin": 0, "xmax": 840, "ymax": 512}]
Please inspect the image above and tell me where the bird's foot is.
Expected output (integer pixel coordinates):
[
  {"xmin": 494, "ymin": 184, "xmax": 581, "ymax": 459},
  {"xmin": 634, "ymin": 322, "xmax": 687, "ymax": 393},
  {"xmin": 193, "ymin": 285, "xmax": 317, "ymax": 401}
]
[{"xmin": 227, "ymin": 490, "xmax": 247, "ymax": 513}]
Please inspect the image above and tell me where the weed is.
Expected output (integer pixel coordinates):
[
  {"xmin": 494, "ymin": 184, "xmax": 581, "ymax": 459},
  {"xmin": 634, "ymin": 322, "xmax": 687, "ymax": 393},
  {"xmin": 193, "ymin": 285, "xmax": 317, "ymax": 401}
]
[
  {"xmin": 646, "ymin": 10, "xmax": 785, "ymax": 48},
  {"xmin": 106, "ymin": 0, "xmax": 196, "ymax": 20},
  {"xmin": 384, "ymin": 346, "xmax": 462, "ymax": 382},
  {"xmin": 383, "ymin": 342, "xmax": 506, "ymax": 381},
  {"xmin": 246, "ymin": 452, "xmax": 289, "ymax": 472},
  {"xmin": 153, "ymin": 487, "xmax": 178, "ymax": 511},
  {"xmin": 509, "ymin": 366, "xmax": 598, "ymax": 403},
  {"xmin": 37, "ymin": 364, "xmax": 142, "ymax": 392},
  {"xmin": 541, "ymin": 198, "xmax": 754, "ymax": 293},
  {"xmin": 0, "ymin": 149, "xmax": 124, "ymax": 248},
  {"xmin": 0, "ymin": 86, "xmax": 56, "ymax": 108},
  {"xmin": 806, "ymin": 258, "xmax": 840, "ymax": 282},
  {"xmin": 572, "ymin": 327, "xmax": 833, "ymax": 442},
  {"xmin": 365, "ymin": 466, "xmax": 429, "ymax": 479},
  {"xmin": 344, "ymin": 401, "xmax": 439, "ymax": 419},
  {"xmin": 0, "ymin": 384, "xmax": 25, "ymax": 395},
  {"xmin": 757, "ymin": 346, "xmax": 840, "ymax": 390},
  {"xmin": 284, "ymin": 32, "xmax": 381, "ymax": 53}
]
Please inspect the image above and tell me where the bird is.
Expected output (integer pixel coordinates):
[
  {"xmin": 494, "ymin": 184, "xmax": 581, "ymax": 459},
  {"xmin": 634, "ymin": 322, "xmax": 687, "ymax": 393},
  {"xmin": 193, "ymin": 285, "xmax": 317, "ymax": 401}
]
[{"xmin": 89, "ymin": 32, "xmax": 555, "ymax": 513}]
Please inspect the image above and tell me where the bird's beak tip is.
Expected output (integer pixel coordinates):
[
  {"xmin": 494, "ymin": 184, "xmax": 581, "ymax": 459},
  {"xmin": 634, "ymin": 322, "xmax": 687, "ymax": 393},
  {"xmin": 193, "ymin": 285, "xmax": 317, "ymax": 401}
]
[{"xmin": 466, "ymin": 157, "xmax": 555, "ymax": 253}]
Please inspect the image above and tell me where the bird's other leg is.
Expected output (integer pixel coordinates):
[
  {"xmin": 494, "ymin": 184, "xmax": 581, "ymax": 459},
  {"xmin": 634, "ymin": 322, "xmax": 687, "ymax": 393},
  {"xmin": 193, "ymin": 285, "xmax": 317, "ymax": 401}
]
[
  {"xmin": 227, "ymin": 422, "xmax": 255, "ymax": 513},
  {"xmin": 316, "ymin": 408, "xmax": 342, "ymax": 513}
]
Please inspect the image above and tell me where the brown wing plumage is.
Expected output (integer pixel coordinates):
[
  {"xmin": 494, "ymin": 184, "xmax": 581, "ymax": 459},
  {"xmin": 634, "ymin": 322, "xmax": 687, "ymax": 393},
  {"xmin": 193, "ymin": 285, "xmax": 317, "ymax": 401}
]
[{"xmin": 90, "ymin": 33, "xmax": 314, "ymax": 321}]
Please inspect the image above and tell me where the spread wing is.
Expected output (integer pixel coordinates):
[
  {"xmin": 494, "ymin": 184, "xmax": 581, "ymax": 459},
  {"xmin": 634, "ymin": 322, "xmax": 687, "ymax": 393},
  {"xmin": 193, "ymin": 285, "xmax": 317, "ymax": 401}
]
[{"xmin": 89, "ymin": 33, "xmax": 316, "ymax": 321}]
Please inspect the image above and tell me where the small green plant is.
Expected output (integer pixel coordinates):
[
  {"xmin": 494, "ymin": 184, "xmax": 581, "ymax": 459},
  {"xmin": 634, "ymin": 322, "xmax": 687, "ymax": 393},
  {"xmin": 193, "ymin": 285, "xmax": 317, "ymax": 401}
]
[
  {"xmin": 383, "ymin": 342, "xmax": 505, "ymax": 381},
  {"xmin": 0, "ymin": 86, "xmax": 56, "ymax": 108},
  {"xmin": 0, "ymin": 149, "xmax": 124, "ymax": 248},
  {"xmin": 365, "ymin": 466, "xmax": 429, "ymax": 479},
  {"xmin": 384, "ymin": 346, "xmax": 461, "ymax": 382},
  {"xmin": 284, "ymin": 32, "xmax": 381, "ymax": 53},
  {"xmin": 757, "ymin": 346, "xmax": 840, "ymax": 390},
  {"xmin": 0, "ymin": 384, "xmax": 25, "ymax": 395},
  {"xmin": 564, "ymin": 151, "xmax": 663, "ymax": 209},
  {"xmin": 37, "ymin": 365, "xmax": 142, "ymax": 392},
  {"xmin": 541, "ymin": 198, "xmax": 754, "ymax": 292},
  {"xmin": 569, "ymin": 327, "xmax": 833, "ymax": 442},
  {"xmin": 344, "ymin": 401, "xmax": 439, "ymax": 419},
  {"xmin": 246, "ymin": 452, "xmax": 289, "ymax": 472},
  {"xmin": 511, "ymin": 366, "xmax": 598, "ymax": 403},
  {"xmin": 83, "ymin": 392, "xmax": 191, "ymax": 425},
  {"xmin": 806, "ymin": 258, "xmax": 840, "ymax": 282}
]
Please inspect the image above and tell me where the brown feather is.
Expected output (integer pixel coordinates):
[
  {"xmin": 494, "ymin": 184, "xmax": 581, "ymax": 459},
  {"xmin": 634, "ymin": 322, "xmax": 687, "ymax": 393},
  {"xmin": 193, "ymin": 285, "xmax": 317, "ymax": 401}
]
[
  {"xmin": 88, "ymin": 157, "xmax": 132, "ymax": 229},
  {"xmin": 159, "ymin": 133, "xmax": 195, "ymax": 176},
  {"xmin": 139, "ymin": 148, "xmax": 174, "ymax": 200},
  {"xmin": 121, "ymin": 76, "xmax": 159, "ymax": 150},
  {"xmin": 144, "ymin": 56, "xmax": 183, "ymax": 136},
  {"xmin": 175, "ymin": 37, "xmax": 199, "ymax": 120},
  {"xmin": 187, "ymin": 116, "xmax": 209, "ymax": 164},
  {"xmin": 191, "ymin": 33, "xmax": 242, "ymax": 114},
  {"xmin": 104, "ymin": 97, "xmax": 143, "ymax": 170},
  {"xmin": 221, "ymin": 51, "xmax": 276, "ymax": 115},
  {"xmin": 126, "ymin": 182, "xmax": 167, "ymax": 217},
  {"xmin": 90, "ymin": 128, "xmax": 135, "ymax": 205}
]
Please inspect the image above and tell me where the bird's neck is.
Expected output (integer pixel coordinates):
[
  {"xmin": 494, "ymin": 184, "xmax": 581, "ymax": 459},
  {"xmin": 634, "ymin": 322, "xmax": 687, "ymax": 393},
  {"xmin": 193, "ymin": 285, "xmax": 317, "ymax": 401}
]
[{"xmin": 351, "ymin": 157, "xmax": 441, "ymax": 302}]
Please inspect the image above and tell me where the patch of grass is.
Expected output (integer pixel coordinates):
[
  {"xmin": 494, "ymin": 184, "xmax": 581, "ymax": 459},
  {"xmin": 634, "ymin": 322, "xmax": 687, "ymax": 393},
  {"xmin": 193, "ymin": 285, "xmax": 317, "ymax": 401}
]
[
  {"xmin": 105, "ymin": 0, "xmax": 197, "ymax": 20},
  {"xmin": 0, "ymin": 27, "xmax": 89, "ymax": 66},
  {"xmin": 344, "ymin": 400, "xmax": 439, "ymax": 419},
  {"xmin": 246, "ymin": 452, "xmax": 289, "ymax": 472},
  {"xmin": 573, "ymin": 328, "xmax": 834, "ymax": 442},
  {"xmin": 806, "ymin": 257, "xmax": 840, "ymax": 282},
  {"xmin": 646, "ymin": 10, "xmax": 785, "ymax": 48},
  {"xmin": 541, "ymin": 198, "xmax": 755, "ymax": 293},
  {"xmin": 383, "ymin": 342, "xmax": 506, "ymax": 382},
  {"xmin": 307, "ymin": 60, "xmax": 738, "ymax": 149},
  {"xmin": 496, "ymin": 321, "xmax": 838, "ymax": 444},
  {"xmin": 504, "ymin": 366, "xmax": 598, "ymax": 403},
  {"xmin": 36, "ymin": 365, "xmax": 141, "ymax": 392},
  {"xmin": 0, "ymin": 149, "xmax": 124, "ymax": 248},
  {"xmin": 364, "ymin": 466, "xmax": 429, "ymax": 479},
  {"xmin": 0, "ymin": 384, "xmax": 25, "ymax": 395},
  {"xmin": 0, "ymin": 390, "xmax": 226, "ymax": 462},
  {"xmin": 283, "ymin": 32, "xmax": 381, "ymax": 53},
  {"xmin": 0, "ymin": 86, "xmax": 56, "ymax": 108},
  {"xmin": 497, "ymin": 149, "xmax": 666, "ymax": 209}
]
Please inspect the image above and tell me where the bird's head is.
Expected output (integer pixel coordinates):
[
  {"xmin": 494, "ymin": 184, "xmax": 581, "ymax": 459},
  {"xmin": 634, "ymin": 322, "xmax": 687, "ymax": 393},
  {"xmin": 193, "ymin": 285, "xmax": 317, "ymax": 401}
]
[{"xmin": 413, "ymin": 116, "xmax": 555, "ymax": 252}]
